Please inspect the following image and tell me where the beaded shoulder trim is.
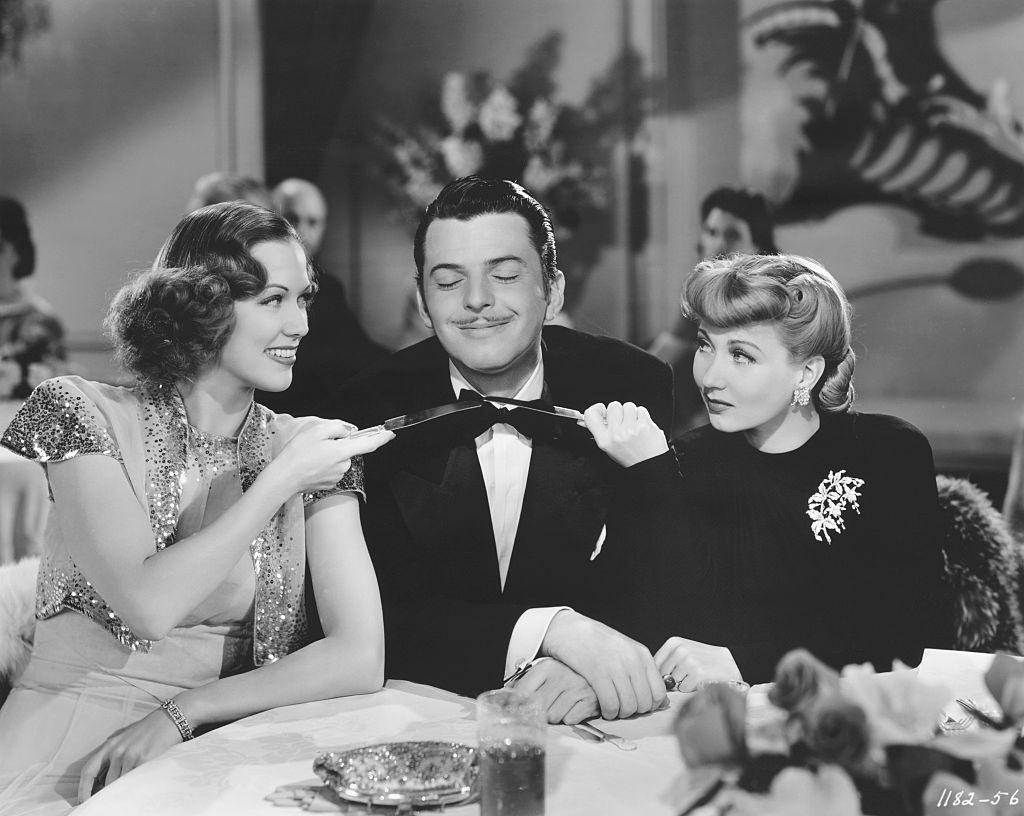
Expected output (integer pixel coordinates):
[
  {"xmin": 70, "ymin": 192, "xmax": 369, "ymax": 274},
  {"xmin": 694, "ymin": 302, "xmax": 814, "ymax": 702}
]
[{"xmin": 0, "ymin": 378, "xmax": 122, "ymax": 464}]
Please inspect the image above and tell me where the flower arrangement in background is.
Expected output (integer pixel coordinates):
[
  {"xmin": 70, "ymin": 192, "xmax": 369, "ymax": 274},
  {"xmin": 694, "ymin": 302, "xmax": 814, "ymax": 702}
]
[
  {"xmin": 376, "ymin": 32, "xmax": 649, "ymax": 312},
  {"xmin": 673, "ymin": 650, "xmax": 1024, "ymax": 815}
]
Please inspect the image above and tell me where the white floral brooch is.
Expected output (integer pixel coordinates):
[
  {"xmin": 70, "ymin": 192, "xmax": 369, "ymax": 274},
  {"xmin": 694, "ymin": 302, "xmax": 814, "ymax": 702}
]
[{"xmin": 806, "ymin": 469, "xmax": 865, "ymax": 544}]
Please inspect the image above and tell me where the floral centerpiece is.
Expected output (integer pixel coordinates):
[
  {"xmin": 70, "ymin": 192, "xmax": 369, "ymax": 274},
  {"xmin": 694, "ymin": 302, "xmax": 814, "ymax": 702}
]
[
  {"xmin": 673, "ymin": 649, "xmax": 1024, "ymax": 815},
  {"xmin": 375, "ymin": 32, "xmax": 648, "ymax": 313}
]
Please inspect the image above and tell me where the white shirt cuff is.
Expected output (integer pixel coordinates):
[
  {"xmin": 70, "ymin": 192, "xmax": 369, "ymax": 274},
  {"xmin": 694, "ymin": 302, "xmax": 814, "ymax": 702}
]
[{"xmin": 504, "ymin": 606, "xmax": 571, "ymax": 680}]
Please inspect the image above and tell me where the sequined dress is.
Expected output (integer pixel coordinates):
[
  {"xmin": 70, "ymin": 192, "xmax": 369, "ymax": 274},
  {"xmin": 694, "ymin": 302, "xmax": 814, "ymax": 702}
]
[{"xmin": 0, "ymin": 376, "xmax": 363, "ymax": 815}]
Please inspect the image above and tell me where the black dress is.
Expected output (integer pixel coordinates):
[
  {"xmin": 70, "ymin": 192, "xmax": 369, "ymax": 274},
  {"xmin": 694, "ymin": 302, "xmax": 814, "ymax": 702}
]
[{"xmin": 632, "ymin": 412, "xmax": 953, "ymax": 684}]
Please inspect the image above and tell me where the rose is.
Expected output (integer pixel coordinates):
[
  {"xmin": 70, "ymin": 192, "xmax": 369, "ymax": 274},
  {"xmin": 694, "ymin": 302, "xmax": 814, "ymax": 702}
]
[
  {"xmin": 985, "ymin": 652, "xmax": 1024, "ymax": 725},
  {"xmin": 524, "ymin": 98, "xmax": 557, "ymax": 151},
  {"xmin": 674, "ymin": 682, "xmax": 748, "ymax": 768},
  {"xmin": 477, "ymin": 85, "xmax": 522, "ymax": 142},
  {"xmin": 769, "ymin": 649, "xmax": 840, "ymax": 717},
  {"xmin": 440, "ymin": 72, "xmax": 476, "ymax": 133},
  {"xmin": 840, "ymin": 661, "xmax": 950, "ymax": 750},
  {"xmin": 803, "ymin": 696, "xmax": 870, "ymax": 772},
  {"xmin": 522, "ymin": 155, "xmax": 564, "ymax": 194},
  {"xmin": 439, "ymin": 135, "xmax": 484, "ymax": 178},
  {"xmin": 716, "ymin": 766, "xmax": 865, "ymax": 816}
]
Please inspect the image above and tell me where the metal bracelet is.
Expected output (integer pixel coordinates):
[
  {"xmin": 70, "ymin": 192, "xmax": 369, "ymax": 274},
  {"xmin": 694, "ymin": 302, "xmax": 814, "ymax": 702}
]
[{"xmin": 160, "ymin": 698, "xmax": 195, "ymax": 742}]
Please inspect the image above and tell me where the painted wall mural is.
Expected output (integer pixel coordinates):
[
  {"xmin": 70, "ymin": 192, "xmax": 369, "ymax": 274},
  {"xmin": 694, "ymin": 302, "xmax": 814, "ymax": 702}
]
[
  {"xmin": 741, "ymin": 0, "xmax": 1024, "ymax": 241},
  {"xmin": 738, "ymin": 0, "xmax": 1024, "ymax": 478}
]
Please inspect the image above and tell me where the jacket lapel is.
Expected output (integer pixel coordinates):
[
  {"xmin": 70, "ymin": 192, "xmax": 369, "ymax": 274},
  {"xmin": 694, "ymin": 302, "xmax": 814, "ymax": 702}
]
[
  {"xmin": 503, "ymin": 332, "xmax": 613, "ymax": 597},
  {"xmin": 387, "ymin": 361, "xmax": 504, "ymax": 597}
]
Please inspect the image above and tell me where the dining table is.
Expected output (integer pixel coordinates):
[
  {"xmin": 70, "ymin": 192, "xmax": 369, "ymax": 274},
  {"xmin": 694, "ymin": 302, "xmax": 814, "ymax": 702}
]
[
  {"xmin": 72, "ymin": 678, "xmax": 697, "ymax": 815},
  {"xmin": 69, "ymin": 649, "xmax": 1005, "ymax": 815}
]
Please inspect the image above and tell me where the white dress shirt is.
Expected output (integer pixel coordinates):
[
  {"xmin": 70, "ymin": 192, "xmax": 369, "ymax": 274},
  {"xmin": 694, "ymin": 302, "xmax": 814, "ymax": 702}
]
[{"xmin": 448, "ymin": 362, "xmax": 569, "ymax": 679}]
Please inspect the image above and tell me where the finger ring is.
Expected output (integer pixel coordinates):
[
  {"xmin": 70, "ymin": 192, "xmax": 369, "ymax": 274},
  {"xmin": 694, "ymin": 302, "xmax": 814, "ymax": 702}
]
[{"xmin": 662, "ymin": 674, "xmax": 678, "ymax": 691}]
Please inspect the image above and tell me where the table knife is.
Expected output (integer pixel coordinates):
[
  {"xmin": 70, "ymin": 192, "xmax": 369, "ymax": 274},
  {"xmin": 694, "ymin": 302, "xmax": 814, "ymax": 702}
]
[
  {"xmin": 486, "ymin": 396, "xmax": 585, "ymax": 424},
  {"xmin": 349, "ymin": 398, "xmax": 585, "ymax": 438},
  {"xmin": 348, "ymin": 402, "xmax": 484, "ymax": 438},
  {"xmin": 570, "ymin": 724, "xmax": 603, "ymax": 743},
  {"xmin": 573, "ymin": 721, "xmax": 638, "ymax": 751}
]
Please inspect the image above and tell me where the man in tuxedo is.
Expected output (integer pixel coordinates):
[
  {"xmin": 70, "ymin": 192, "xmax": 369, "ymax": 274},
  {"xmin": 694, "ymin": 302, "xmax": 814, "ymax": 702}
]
[{"xmin": 322, "ymin": 176, "xmax": 732, "ymax": 722}]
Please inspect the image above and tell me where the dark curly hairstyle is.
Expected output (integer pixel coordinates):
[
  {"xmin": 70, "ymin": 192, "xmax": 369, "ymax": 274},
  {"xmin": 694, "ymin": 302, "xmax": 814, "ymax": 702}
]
[
  {"xmin": 105, "ymin": 202, "xmax": 309, "ymax": 385},
  {"xmin": 0, "ymin": 197, "xmax": 36, "ymax": 280},
  {"xmin": 700, "ymin": 187, "xmax": 778, "ymax": 255},
  {"xmin": 682, "ymin": 253, "xmax": 855, "ymax": 413},
  {"xmin": 413, "ymin": 176, "xmax": 558, "ymax": 296}
]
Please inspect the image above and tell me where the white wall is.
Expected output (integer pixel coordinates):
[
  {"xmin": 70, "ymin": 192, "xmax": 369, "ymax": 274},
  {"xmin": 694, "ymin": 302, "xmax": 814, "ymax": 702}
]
[
  {"xmin": 0, "ymin": 0, "xmax": 261, "ymax": 380},
  {"xmin": 322, "ymin": 0, "xmax": 646, "ymax": 347}
]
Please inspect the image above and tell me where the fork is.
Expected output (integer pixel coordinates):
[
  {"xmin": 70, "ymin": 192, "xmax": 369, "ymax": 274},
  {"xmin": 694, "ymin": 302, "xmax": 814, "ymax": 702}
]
[
  {"xmin": 956, "ymin": 697, "xmax": 1004, "ymax": 729},
  {"xmin": 571, "ymin": 720, "xmax": 638, "ymax": 751},
  {"xmin": 939, "ymin": 713, "xmax": 974, "ymax": 733}
]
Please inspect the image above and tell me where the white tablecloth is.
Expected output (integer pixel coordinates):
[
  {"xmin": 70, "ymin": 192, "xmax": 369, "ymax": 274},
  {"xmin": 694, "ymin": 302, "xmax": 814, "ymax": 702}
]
[
  {"xmin": 73, "ymin": 680, "xmax": 690, "ymax": 815},
  {"xmin": 65, "ymin": 652, "xmax": 1011, "ymax": 815}
]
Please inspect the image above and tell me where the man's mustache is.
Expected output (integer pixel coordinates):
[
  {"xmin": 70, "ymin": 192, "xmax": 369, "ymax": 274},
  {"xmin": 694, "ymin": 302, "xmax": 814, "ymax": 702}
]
[{"xmin": 450, "ymin": 316, "xmax": 513, "ymax": 327}]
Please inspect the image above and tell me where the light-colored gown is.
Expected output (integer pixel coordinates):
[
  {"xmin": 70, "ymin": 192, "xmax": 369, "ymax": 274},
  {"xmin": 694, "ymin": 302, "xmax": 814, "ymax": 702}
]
[{"xmin": 0, "ymin": 376, "xmax": 362, "ymax": 815}]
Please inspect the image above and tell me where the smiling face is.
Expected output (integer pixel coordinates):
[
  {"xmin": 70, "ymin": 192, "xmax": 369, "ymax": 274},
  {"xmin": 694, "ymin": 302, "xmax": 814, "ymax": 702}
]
[
  {"xmin": 212, "ymin": 239, "xmax": 312, "ymax": 394},
  {"xmin": 698, "ymin": 208, "xmax": 757, "ymax": 260},
  {"xmin": 693, "ymin": 321, "xmax": 822, "ymax": 451},
  {"xmin": 417, "ymin": 212, "xmax": 564, "ymax": 396}
]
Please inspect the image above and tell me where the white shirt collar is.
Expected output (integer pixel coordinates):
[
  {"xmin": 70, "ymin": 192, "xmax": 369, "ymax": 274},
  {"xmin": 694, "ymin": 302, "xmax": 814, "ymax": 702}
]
[{"xmin": 448, "ymin": 358, "xmax": 545, "ymax": 403}]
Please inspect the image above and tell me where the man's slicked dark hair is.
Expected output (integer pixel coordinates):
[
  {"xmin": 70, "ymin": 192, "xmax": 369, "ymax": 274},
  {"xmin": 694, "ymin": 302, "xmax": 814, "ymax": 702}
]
[{"xmin": 413, "ymin": 176, "xmax": 558, "ymax": 293}]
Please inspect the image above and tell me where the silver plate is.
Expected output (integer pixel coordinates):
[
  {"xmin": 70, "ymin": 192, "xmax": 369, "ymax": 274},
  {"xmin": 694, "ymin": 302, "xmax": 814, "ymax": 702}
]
[{"xmin": 314, "ymin": 740, "xmax": 478, "ymax": 808}]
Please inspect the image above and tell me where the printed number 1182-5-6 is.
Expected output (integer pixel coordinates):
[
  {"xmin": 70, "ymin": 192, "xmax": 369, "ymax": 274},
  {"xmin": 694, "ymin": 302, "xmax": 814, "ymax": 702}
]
[{"xmin": 936, "ymin": 788, "xmax": 1020, "ymax": 807}]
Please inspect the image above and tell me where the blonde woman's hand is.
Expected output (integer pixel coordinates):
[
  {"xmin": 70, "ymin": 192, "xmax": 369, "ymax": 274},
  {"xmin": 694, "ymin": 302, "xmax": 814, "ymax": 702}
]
[
  {"xmin": 655, "ymin": 636, "xmax": 744, "ymax": 693},
  {"xmin": 584, "ymin": 402, "xmax": 669, "ymax": 467},
  {"xmin": 77, "ymin": 707, "xmax": 183, "ymax": 802},
  {"xmin": 270, "ymin": 419, "xmax": 394, "ymax": 495}
]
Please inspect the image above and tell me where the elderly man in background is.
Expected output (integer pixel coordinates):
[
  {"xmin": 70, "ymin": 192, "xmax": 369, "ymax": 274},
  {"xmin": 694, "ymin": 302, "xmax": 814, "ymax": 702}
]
[
  {"xmin": 258, "ymin": 178, "xmax": 385, "ymax": 416},
  {"xmin": 185, "ymin": 172, "xmax": 274, "ymax": 212}
]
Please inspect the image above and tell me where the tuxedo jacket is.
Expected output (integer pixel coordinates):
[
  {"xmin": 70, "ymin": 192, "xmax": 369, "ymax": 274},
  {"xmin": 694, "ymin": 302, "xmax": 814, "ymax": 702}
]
[{"xmin": 320, "ymin": 325, "xmax": 673, "ymax": 696}]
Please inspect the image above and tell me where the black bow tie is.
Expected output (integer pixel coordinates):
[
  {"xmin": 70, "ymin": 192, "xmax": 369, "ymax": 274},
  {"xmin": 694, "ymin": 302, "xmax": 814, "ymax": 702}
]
[{"xmin": 455, "ymin": 390, "xmax": 561, "ymax": 441}]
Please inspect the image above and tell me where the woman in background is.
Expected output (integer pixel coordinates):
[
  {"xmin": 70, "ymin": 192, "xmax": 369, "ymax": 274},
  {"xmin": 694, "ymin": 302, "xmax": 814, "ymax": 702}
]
[
  {"xmin": 591, "ymin": 253, "xmax": 952, "ymax": 684},
  {"xmin": 0, "ymin": 202, "xmax": 392, "ymax": 814},
  {"xmin": 0, "ymin": 197, "xmax": 66, "ymax": 400}
]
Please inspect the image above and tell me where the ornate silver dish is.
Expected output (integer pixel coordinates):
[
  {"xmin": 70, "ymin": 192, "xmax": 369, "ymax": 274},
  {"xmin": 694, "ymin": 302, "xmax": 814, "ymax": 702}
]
[{"xmin": 313, "ymin": 740, "xmax": 478, "ymax": 809}]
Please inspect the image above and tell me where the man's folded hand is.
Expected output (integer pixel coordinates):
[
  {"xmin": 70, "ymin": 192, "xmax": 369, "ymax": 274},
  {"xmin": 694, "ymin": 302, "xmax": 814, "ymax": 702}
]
[
  {"xmin": 540, "ymin": 610, "xmax": 666, "ymax": 719},
  {"xmin": 512, "ymin": 658, "xmax": 600, "ymax": 724}
]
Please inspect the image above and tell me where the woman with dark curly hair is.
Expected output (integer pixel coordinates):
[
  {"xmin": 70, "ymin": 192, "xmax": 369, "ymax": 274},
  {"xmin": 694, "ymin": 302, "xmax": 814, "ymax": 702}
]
[
  {"xmin": 0, "ymin": 202, "xmax": 393, "ymax": 813},
  {"xmin": 0, "ymin": 197, "xmax": 67, "ymax": 399},
  {"xmin": 587, "ymin": 253, "xmax": 952, "ymax": 684}
]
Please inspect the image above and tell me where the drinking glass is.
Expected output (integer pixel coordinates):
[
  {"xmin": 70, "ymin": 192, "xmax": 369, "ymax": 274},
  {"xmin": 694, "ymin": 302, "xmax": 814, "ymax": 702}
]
[{"xmin": 476, "ymin": 688, "xmax": 546, "ymax": 816}]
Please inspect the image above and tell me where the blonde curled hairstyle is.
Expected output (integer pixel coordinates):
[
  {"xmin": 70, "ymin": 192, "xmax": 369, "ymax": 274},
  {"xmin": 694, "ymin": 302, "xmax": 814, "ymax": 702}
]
[{"xmin": 681, "ymin": 253, "xmax": 855, "ymax": 413}]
